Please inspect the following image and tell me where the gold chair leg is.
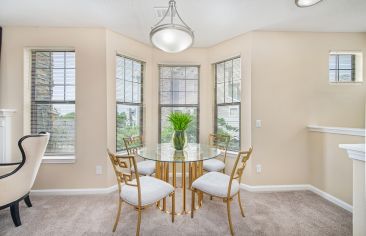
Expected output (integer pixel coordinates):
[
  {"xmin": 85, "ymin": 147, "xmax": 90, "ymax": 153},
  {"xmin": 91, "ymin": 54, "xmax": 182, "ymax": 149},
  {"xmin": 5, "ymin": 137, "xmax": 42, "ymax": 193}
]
[
  {"xmin": 191, "ymin": 189, "xmax": 195, "ymax": 218},
  {"xmin": 172, "ymin": 192, "xmax": 175, "ymax": 223},
  {"xmin": 237, "ymin": 191, "xmax": 245, "ymax": 217},
  {"xmin": 113, "ymin": 198, "xmax": 123, "ymax": 232},
  {"xmin": 227, "ymin": 198, "xmax": 234, "ymax": 236},
  {"xmin": 136, "ymin": 207, "xmax": 142, "ymax": 236}
]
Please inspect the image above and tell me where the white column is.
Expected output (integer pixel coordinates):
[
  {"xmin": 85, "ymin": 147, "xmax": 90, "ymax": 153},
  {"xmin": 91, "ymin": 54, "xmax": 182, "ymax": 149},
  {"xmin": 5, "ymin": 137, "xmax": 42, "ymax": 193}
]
[
  {"xmin": 0, "ymin": 109, "xmax": 16, "ymax": 163},
  {"xmin": 339, "ymin": 144, "xmax": 365, "ymax": 236}
]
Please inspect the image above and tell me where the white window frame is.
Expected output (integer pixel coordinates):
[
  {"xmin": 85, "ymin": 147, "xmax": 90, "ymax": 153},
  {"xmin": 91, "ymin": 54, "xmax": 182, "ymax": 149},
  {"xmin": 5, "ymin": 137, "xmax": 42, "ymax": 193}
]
[
  {"xmin": 24, "ymin": 48, "xmax": 76, "ymax": 164},
  {"xmin": 329, "ymin": 51, "xmax": 363, "ymax": 84}
]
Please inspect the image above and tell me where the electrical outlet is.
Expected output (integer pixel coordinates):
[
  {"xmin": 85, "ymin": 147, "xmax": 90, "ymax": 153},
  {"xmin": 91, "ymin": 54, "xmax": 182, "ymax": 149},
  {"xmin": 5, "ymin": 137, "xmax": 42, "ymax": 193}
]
[
  {"xmin": 256, "ymin": 120, "xmax": 262, "ymax": 128},
  {"xmin": 256, "ymin": 164, "xmax": 262, "ymax": 173},
  {"xmin": 96, "ymin": 165, "xmax": 103, "ymax": 175}
]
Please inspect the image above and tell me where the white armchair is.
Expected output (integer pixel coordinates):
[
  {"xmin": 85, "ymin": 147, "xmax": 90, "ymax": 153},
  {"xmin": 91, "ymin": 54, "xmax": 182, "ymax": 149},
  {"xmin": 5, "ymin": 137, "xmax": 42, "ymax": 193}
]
[{"xmin": 0, "ymin": 133, "xmax": 49, "ymax": 227}]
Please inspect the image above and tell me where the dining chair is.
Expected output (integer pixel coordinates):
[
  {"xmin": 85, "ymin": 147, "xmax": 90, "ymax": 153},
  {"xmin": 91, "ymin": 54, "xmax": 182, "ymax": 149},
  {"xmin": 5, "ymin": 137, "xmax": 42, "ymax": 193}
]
[
  {"xmin": 107, "ymin": 150, "xmax": 175, "ymax": 235},
  {"xmin": 191, "ymin": 147, "xmax": 253, "ymax": 236},
  {"xmin": 123, "ymin": 136, "xmax": 156, "ymax": 176},
  {"xmin": 0, "ymin": 132, "xmax": 50, "ymax": 227},
  {"xmin": 203, "ymin": 133, "xmax": 230, "ymax": 173}
]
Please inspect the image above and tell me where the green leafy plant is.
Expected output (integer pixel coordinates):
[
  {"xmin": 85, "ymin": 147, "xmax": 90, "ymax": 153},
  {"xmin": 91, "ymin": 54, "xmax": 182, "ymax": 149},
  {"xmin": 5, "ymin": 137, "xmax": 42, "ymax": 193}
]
[
  {"xmin": 167, "ymin": 112, "xmax": 192, "ymax": 150},
  {"xmin": 167, "ymin": 112, "xmax": 192, "ymax": 131}
]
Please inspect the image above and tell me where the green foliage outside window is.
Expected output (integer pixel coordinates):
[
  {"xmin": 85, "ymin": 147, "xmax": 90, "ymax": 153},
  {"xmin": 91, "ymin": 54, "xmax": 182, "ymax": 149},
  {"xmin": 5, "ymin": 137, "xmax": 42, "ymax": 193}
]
[{"xmin": 116, "ymin": 111, "xmax": 140, "ymax": 151}]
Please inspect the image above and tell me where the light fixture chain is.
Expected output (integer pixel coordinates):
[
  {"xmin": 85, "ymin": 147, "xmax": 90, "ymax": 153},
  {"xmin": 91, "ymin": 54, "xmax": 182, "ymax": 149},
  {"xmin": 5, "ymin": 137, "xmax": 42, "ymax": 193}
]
[{"xmin": 152, "ymin": 3, "xmax": 172, "ymax": 28}]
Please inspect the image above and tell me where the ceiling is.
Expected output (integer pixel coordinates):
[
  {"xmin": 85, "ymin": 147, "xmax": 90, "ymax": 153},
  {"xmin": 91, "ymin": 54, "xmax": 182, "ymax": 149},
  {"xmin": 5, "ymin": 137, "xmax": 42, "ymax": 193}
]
[{"xmin": 0, "ymin": 0, "xmax": 365, "ymax": 47}]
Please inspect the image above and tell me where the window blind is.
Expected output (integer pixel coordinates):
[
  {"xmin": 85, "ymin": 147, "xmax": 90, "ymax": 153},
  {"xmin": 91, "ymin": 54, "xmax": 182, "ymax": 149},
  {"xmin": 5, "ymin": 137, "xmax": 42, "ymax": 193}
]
[
  {"xmin": 159, "ymin": 65, "xmax": 200, "ymax": 143},
  {"xmin": 31, "ymin": 50, "xmax": 76, "ymax": 155},
  {"xmin": 116, "ymin": 55, "xmax": 144, "ymax": 152},
  {"xmin": 329, "ymin": 54, "xmax": 356, "ymax": 82},
  {"xmin": 215, "ymin": 57, "xmax": 241, "ymax": 151}
]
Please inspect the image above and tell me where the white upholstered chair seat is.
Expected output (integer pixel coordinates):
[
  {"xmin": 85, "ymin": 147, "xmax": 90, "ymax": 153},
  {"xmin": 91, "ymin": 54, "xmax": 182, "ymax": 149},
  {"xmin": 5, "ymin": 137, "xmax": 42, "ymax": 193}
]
[
  {"xmin": 203, "ymin": 159, "xmax": 225, "ymax": 172},
  {"xmin": 121, "ymin": 176, "xmax": 174, "ymax": 206},
  {"xmin": 192, "ymin": 172, "xmax": 240, "ymax": 198},
  {"xmin": 131, "ymin": 160, "xmax": 155, "ymax": 176}
]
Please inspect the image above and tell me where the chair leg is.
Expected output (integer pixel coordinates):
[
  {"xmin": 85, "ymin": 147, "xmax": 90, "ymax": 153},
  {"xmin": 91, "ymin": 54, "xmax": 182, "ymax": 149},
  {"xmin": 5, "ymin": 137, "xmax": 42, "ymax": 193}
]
[
  {"xmin": 112, "ymin": 198, "xmax": 122, "ymax": 232},
  {"xmin": 237, "ymin": 191, "xmax": 245, "ymax": 217},
  {"xmin": 24, "ymin": 195, "xmax": 32, "ymax": 207},
  {"xmin": 171, "ymin": 192, "xmax": 175, "ymax": 223},
  {"xmin": 191, "ymin": 189, "xmax": 195, "ymax": 218},
  {"xmin": 10, "ymin": 201, "xmax": 21, "ymax": 227},
  {"xmin": 227, "ymin": 198, "xmax": 234, "ymax": 236},
  {"xmin": 136, "ymin": 207, "xmax": 142, "ymax": 236}
]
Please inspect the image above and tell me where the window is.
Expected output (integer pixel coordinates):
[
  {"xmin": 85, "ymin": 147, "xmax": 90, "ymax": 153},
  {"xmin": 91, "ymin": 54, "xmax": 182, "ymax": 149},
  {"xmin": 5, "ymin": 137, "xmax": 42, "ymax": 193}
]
[
  {"xmin": 214, "ymin": 57, "xmax": 241, "ymax": 152},
  {"xmin": 159, "ymin": 65, "xmax": 199, "ymax": 143},
  {"xmin": 116, "ymin": 55, "xmax": 143, "ymax": 151},
  {"xmin": 329, "ymin": 52, "xmax": 363, "ymax": 83},
  {"xmin": 31, "ymin": 50, "xmax": 75, "ymax": 155}
]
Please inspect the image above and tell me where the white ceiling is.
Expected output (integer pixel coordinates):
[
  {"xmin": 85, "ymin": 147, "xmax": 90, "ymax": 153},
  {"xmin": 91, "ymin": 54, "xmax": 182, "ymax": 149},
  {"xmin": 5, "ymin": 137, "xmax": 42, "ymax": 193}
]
[{"xmin": 0, "ymin": 0, "xmax": 365, "ymax": 47}]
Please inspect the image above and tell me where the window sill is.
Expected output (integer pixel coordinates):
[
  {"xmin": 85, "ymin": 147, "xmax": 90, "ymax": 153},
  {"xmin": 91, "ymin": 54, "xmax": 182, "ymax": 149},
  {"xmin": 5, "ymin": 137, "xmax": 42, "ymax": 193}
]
[
  {"xmin": 42, "ymin": 156, "xmax": 76, "ymax": 164},
  {"xmin": 329, "ymin": 81, "xmax": 363, "ymax": 85}
]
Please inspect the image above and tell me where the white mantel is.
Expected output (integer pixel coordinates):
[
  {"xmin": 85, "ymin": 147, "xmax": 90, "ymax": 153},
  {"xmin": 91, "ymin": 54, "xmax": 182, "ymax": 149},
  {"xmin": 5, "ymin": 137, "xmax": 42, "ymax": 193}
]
[
  {"xmin": 0, "ymin": 109, "xmax": 16, "ymax": 163},
  {"xmin": 339, "ymin": 143, "xmax": 365, "ymax": 236},
  {"xmin": 339, "ymin": 144, "xmax": 365, "ymax": 162}
]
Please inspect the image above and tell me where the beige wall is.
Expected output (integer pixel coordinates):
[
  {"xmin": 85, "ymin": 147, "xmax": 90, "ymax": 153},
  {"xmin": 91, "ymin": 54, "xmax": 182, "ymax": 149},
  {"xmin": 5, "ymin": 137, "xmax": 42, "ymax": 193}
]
[
  {"xmin": 0, "ymin": 27, "xmax": 365, "ymax": 204},
  {"xmin": 0, "ymin": 27, "xmax": 109, "ymax": 188},
  {"xmin": 308, "ymin": 132, "xmax": 363, "ymax": 204},
  {"xmin": 250, "ymin": 32, "xmax": 365, "ymax": 186}
]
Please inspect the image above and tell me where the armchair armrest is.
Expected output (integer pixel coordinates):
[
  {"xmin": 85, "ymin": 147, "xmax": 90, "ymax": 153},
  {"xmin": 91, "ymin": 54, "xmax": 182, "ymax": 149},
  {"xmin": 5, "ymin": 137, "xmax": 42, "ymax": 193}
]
[
  {"xmin": 0, "ymin": 162, "xmax": 21, "ymax": 166},
  {"xmin": 0, "ymin": 163, "xmax": 21, "ymax": 179}
]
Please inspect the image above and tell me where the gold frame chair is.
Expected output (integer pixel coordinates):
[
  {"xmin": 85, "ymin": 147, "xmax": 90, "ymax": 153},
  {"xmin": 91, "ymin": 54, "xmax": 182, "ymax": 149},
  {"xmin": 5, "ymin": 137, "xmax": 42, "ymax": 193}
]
[
  {"xmin": 191, "ymin": 147, "xmax": 253, "ymax": 236},
  {"xmin": 123, "ymin": 136, "xmax": 143, "ymax": 156},
  {"xmin": 107, "ymin": 150, "xmax": 175, "ymax": 236},
  {"xmin": 123, "ymin": 136, "xmax": 155, "ymax": 176},
  {"xmin": 207, "ymin": 133, "xmax": 230, "ymax": 173}
]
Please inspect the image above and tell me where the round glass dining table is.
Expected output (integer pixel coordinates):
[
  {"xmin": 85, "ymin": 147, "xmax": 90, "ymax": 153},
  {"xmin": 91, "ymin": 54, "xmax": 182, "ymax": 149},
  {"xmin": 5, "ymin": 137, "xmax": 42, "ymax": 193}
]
[{"xmin": 138, "ymin": 143, "xmax": 221, "ymax": 215}]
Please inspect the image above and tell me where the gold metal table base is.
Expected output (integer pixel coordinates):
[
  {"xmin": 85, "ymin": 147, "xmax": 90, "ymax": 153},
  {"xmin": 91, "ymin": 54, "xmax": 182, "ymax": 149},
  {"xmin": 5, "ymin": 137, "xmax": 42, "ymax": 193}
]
[{"xmin": 155, "ymin": 161, "xmax": 204, "ymax": 216}]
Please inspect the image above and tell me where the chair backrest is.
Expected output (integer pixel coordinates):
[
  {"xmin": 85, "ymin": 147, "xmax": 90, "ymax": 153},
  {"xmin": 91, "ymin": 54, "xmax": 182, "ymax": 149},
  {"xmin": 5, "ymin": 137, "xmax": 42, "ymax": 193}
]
[
  {"xmin": 107, "ymin": 149, "xmax": 142, "ymax": 206},
  {"xmin": 208, "ymin": 133, "xmax": 230, "ymax": 159},
  {"xmin": 19, "ymin": 133, "xmax": 50, "ymax": 189},
  {"xmin": 208, "ymin": 133, "xmax": 230, "ymax": 150},
  {"xmin": 0, "ymin": 133, "xmax": 49, "ymax": 206},
  {"xmin": 123, "ymin": 136, "xmax": 143, "ymax": 155},
  {"xmin": 227, "ymin": 147, "xmax": 253, "ymax": 197}
]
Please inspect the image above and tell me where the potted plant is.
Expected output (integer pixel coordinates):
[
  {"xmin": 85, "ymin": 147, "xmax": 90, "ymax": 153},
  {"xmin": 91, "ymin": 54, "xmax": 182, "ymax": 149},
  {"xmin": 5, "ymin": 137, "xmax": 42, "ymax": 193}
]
[{"xmin": 167, "ymin": 112, "xmax": 192, "ymax": 150}]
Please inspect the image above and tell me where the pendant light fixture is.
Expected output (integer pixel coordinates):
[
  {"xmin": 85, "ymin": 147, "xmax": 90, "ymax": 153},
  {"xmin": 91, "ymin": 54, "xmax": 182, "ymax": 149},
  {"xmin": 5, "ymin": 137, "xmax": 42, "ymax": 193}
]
[
  {"xmin": 150, "ymin": 0, "xmax": 194, "ymax": 53},
  {"xmin": 295, "ymin": 0, "xmax": 324, "ymax": 7}
]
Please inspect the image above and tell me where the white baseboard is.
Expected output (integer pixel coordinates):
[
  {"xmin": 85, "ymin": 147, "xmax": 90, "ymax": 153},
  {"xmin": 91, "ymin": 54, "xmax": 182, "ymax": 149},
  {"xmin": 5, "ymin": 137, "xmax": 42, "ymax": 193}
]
[
  {"xmin": 31, "ymin": 184, "xmax": 118, "ymax": 196},
  {"xmin": 307, "ymin": 185, "xmax": 353, "ymax": 213},
  {"xmin": 240, "ymin": 184, "xmax": 310, "ymax": 192},
  {"xmin": 240, "ymin": 183, "xmax": 353, "ymax": 213},
  {"xmin": 31, "ymin": 182, "xmax": 352, "ymax": 213}
]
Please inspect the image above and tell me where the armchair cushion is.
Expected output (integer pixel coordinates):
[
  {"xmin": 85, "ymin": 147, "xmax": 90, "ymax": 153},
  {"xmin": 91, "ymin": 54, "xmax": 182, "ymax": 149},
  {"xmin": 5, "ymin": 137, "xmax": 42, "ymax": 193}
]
[
  {"xmin": 120, "ymin": 176, "xmax": 174, "ymax": 206},
  {"xmin": 203, "ymin": 159, "xmax": 225, "ymax": 172},
  {"xmin": 131, "ymin": 160, "xmax": 155, "ymax": 176},
  {"xmin": 192, "ymin": 172, "xmax": 240, "ymax": 198}
]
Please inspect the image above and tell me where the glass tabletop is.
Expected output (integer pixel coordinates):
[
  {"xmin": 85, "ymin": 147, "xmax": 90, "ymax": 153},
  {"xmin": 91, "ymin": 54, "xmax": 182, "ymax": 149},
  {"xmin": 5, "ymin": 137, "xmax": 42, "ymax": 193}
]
[{"xmin": 138, "ymin": 143, "xmax": 221, "ymax": 163}]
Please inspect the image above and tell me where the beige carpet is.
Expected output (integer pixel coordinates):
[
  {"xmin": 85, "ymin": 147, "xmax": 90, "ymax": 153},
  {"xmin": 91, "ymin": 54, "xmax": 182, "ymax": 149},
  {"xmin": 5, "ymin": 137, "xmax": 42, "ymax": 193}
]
[{"xmin": 0, "ymin": 190, "xmax": 351, "ymax": 236}]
